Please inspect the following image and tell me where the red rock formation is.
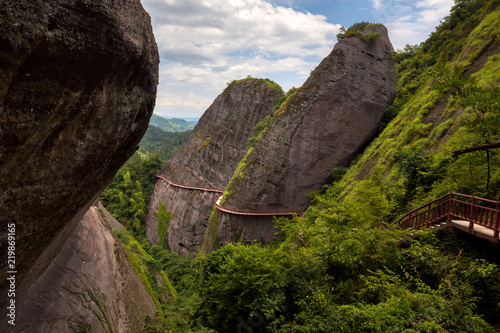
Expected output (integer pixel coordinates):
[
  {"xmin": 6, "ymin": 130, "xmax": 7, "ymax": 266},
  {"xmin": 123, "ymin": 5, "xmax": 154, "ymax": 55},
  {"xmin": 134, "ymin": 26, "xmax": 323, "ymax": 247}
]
[
  {"xmin": 146, "ymin": 79, "xmax": 283, "ymax": 256},
  {"xmin": 0, "ymin": 0, "xmax": 159, "ymax": 325},
  {"xmin": 14, "ymin": 203, "xmax": 157, "ymax": 332},
  {"xmin": 206, "ymin": 25, "xmax": 397, "ymax": 251}
]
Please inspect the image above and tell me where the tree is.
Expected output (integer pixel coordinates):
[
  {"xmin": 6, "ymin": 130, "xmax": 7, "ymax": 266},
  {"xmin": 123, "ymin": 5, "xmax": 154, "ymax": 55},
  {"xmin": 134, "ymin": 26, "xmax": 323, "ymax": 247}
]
[
  {"xmin": 100, "ymin": 152, "xmax": 163, "ymax": 228},
  {"xmin": 343, "ymin": 179, "xmax": 394, "ymax": 226},
  {"xmin": 155, "ymin": 202, "xmax": 172, "ymax": 249}
]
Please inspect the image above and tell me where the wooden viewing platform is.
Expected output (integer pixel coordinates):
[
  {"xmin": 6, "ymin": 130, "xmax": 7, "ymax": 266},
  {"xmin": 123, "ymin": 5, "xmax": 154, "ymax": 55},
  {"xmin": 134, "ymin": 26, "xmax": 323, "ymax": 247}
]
[{"xmin": 396, "ymin": 192, "xmax": 500, "ymax": 243}]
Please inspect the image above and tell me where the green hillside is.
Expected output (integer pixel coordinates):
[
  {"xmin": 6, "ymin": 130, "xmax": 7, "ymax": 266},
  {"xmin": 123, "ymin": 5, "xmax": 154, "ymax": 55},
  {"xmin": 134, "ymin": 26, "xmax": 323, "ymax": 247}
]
[
  {"xmin": 324, "ymin": 0, "xmax": 500, "ymax": 222},
  {"xmin": 100, "ymin": 126, "xmax": 191, "ymax": 235},
  {"xmin": 139, "ymin": 125, "xmax": 191, "ymax": 161},
  {"xmin": 150, "ymin": 114, "xmax": 196, "ymax": 132}
]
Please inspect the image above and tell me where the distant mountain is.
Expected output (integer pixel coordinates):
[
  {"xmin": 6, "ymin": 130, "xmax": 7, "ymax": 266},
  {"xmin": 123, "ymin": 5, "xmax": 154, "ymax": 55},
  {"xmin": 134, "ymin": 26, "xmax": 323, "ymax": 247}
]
[
  {"xmin": 150, "ymin": 114, "xmax": 196, "ymax": 132},
  {"xmin": 139, "ymin": 124, "xmax": 191, "ymax": 161},
  {"xmin": 164, "ymin": 116, "xmax": 200, "ymax": 124}
]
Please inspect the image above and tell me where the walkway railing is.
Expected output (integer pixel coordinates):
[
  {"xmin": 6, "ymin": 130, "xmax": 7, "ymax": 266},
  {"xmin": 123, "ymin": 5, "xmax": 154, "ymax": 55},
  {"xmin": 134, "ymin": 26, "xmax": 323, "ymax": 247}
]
[
  {"xmin": 214, "ymin": 194, "xmax": 302, "ymax": 216},
  {"xmin": 156, "ymin": 175, "xmax": 223, "ymax": 193},
  {"xmin": 396, "ymin": 192, "xmax": 500, "ymax": 238},
  {"xmin": 156, "ymin": 175, "xmax": 301, "ymax": 217}
]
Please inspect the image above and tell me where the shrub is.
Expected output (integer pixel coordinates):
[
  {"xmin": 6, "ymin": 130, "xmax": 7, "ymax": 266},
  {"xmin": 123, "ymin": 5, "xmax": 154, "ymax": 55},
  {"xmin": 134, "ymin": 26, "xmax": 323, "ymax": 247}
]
[
  {"xmin": 196, "ymin": 244, "xmax": 290, "ymax": 332},
  {"xmin": 155, "ymin": 202, "xmax": 172, "ymax": 249},
  {"xmin": 337, "ymin": 22, "xmax": 379, "ymax": 43}
]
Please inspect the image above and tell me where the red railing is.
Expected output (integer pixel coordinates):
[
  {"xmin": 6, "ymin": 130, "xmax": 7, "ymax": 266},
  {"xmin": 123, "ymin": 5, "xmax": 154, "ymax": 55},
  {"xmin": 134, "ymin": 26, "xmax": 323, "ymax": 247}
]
[
  {"xmin": 396, "ymin": 192, "xmax": 500, "ymax": 238},
  {"xmin": 156, "ymin": 175, "xmax": 301, "ymax": 217},
  {"xmin": 156, "ymin": 174, "xmax": 224, "ymax": 193},
  {"xmin": 214, "ymin": 193, "xmax": 302, "ymax": 216}
]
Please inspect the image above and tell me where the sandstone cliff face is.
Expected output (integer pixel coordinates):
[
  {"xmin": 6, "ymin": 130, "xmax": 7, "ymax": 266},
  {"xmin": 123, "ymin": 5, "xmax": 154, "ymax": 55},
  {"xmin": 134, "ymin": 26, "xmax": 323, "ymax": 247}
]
[
  {"xmin": 146, "ymin": 79, "xmax": 283, "ymax": 256},
  {"xmin": 0, "ymin": 0, "xmax": 158, "ymax": 318},
  {"xmin": 13, "ymin": 203, "xmax": 157, "ymax": 333},
  {"xmin": 208, "ymin": 25, "xmax": 397, "ymax": 249}
]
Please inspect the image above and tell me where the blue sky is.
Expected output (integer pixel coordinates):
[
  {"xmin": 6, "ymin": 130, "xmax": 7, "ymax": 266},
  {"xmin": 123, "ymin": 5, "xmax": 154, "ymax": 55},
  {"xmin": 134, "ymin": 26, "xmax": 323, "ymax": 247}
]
[{"xmin": 141, "ymin": 0, "xmax": 454, "ymax": 118}]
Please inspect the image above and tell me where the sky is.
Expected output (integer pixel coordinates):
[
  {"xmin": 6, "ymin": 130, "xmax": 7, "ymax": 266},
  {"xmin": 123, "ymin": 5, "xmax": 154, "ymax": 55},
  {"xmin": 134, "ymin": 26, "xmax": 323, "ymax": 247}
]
[{"xmin": 141, "ymin": 0, "xmax": 455, "ymax": 119}]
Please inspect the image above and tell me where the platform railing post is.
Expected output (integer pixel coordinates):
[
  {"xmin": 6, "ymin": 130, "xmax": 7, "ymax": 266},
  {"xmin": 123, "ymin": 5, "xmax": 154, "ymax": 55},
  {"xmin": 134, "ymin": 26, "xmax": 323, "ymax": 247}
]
[
  {"xmin": 495, "ymin": 202, "xmax": 499, "ymax": 238},
  {"xmin": 447, "ymin": 193, "xmax": 453, "ymax": 226},
  {"xmin": 426, "ymin": 203, "xmax": 431, "ymax": 228},
  {"xmin": 469, "ymin": 196, "xmax": 475, "ymax": 229}
]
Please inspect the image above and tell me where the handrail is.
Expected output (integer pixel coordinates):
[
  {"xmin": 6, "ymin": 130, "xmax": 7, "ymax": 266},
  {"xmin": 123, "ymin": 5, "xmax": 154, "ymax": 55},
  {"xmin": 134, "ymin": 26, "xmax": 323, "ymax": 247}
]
[
  {"xmin": 214, "ymin": 194, "xmax": 302, "ymax": 216},
  {"xmin": 156, "ymin": 175, "xmax": 224, "ymax": 193},
  {"xmin": 402, "ymin": 192, "xmax": 451, "ymax": 217},
  {"xmin": 155, "ymin": 175, "xmax": 301, "ymax": 217},
  {"xmin": 396, "ymin": 192, "xmax": 500, "ymax": 238}
]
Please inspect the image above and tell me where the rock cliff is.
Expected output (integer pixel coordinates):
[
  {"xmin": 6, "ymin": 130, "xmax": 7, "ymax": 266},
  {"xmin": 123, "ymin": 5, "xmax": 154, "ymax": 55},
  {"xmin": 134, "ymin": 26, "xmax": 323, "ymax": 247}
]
[
  {"xmin": 206, "ymin": 25, "xmax": 397, "ymax": 250},
  {"xmin": 0, "ymin": 0, "xmax": 158, "ymax": 324},
  {"xmin": 14, "ymin": 203, "xmax": 157, "ymax": 332},
  {"xmin": 146, "ymin": 79, "xmax": 283, "ymax": 256}
]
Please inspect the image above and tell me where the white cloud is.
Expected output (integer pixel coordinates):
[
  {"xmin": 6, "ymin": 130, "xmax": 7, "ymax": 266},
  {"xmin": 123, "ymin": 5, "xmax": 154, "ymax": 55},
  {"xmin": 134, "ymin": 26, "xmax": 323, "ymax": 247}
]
[
  {"xmin": 415, "ymin": 0, "xmax": 454, "ymax": 25},
  {"xmin": 155, "ymin": 91, "xmax": 211, "ymax": 109},
  {"xmin": 372, "ymin": 0, "xmax": 383, "ymax": 11},
  {"xmin": 142, "ymin": 0, "xmax": 454, "ymax": 118},
  {"xmin": 144, "ymin": 0, "xmax": 339, "ymax": 63},
  {"xmin": 374, "ymin": 0, "xmax": 454, "ymax": 50},
  {"xmin": 142, "ymin": 0, "xmax": 340, "ymax": 117},
  {"xmin": 154, "ymin": 90, "xmax": 215, "ymax": 118}
]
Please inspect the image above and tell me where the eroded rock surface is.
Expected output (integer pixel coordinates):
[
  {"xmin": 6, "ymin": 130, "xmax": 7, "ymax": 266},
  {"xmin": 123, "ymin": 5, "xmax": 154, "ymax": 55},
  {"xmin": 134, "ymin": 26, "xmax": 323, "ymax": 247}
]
[
  {"xmin": 209, "ymin": 25, "xmax": 397, "ymax": 249},
  {"xmin": 0, "ymin": 0, "xmax": 158, "ymax": 320},
  {"xmin": 146, "ymin": 79, "xmax": 283, "ymax": 256},
  {"xmin": 13, "ymin": 203, "xmax": 157, "ymax": 333}
]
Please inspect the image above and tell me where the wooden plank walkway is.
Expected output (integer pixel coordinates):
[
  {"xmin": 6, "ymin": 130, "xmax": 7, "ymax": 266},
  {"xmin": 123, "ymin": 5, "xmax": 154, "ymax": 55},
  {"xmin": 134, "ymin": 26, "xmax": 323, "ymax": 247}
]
[{"xmin": 397, "ymin": 193, "xmax": 500, "ymax": 243}]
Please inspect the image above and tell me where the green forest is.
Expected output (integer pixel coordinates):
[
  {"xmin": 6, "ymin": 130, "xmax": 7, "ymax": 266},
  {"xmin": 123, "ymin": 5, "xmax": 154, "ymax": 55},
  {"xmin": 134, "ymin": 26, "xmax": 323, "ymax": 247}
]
[
  {"xmin": 100, "ymin": 0, "xmax": 500, "ymax": 332},
  {"xmin": 99, "ymin": 123, "xmax": 190, "ymax": 233}
]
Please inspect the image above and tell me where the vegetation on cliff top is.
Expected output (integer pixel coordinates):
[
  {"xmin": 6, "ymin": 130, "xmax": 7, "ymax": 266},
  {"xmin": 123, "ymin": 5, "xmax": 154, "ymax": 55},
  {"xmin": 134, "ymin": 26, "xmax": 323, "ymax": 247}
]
[
  {"xmin": 336, "ymin": 22, "xmax": 382, "ymax": 44},
  {"xmin": 225, "ymin": 76, "xmax": 284, "ymax": 95}
]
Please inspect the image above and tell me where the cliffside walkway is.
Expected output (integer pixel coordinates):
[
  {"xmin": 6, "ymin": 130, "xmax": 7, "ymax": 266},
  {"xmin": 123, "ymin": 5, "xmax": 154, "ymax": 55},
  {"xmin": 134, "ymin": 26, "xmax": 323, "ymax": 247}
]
[
  {"xmin": 156, "ymin": 175, "xmax": 301, "ymax": 217},
  {"xmin": 397, "ymin": 192, "xmax": 500, "ymax": 242},
  {"xmin": 156, "ymin": 175, "xmax": 224, "ymax": 193}
]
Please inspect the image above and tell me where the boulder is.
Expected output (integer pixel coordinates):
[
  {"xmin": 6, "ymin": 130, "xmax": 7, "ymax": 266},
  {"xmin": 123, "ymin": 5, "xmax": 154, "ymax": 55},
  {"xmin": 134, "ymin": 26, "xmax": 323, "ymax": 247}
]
[
  {"xmin": 13, "ymin": 203, "xmax": 157, "ymax": 332},
  {"xmin": 0, "ymin": 0, "xmax": 159, "ymax": 319}
]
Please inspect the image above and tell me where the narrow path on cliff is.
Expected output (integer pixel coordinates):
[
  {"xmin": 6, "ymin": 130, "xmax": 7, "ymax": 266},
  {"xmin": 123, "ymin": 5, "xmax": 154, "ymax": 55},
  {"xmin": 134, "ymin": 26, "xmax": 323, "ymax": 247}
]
[{"xmin": 156, "ymin": 175, "xmax": 301, "ymax": 217}]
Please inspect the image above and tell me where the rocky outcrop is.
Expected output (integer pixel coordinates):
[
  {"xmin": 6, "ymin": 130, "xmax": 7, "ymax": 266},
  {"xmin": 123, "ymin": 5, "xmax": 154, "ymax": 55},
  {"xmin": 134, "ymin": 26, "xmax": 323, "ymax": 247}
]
[
  {"xmin": 14, "ymin": 203, "xmax": 157, "ymax": 333},
  {"xmin": 146, "ymin": 79, "xmax": 283, "ymax": 256},
  {"xmin": 207, "ymin": 25, "xmax": 397, "ymax": 250},
  {"xmin": 0, "ymin": 0, "xmax": 158, "ymax": 322}
]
